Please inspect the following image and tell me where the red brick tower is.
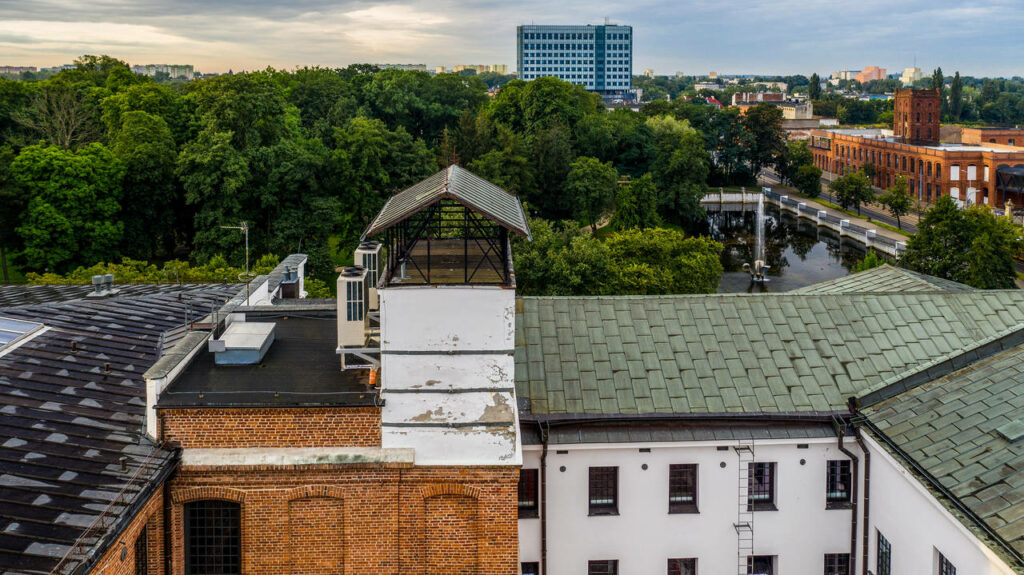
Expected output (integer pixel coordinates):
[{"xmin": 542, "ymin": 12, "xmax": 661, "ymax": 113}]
[{"xmin": 894, "ymin": 89, "xmax": 940, "ymax": 145}]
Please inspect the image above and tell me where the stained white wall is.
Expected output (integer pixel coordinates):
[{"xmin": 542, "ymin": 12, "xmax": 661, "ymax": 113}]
[
  {"xmin": 378, "ymin": 286, "xmax": 519, "ymax": 466},
  {"xmin": 519, "ymin": 438, "xmax": 859, "ymax": 575},
  {"xmin": 864, "ymin": 433, "xmax": 1017, "ymax": 575}
]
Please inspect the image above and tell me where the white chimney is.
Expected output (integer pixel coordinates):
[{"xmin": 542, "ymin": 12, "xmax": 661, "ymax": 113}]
[
  {"xmin": 336, "ymin": 266, "xmax": 369, "ymax": 350},
  {"xmin": 354, "ymin": 241, "xmax": 383, "ymax": 310}
]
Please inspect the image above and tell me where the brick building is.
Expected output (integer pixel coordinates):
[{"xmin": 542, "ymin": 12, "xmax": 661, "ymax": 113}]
[{"xmin": 809, "ymin": 89, "xmax": 1024, "ymax": 208}]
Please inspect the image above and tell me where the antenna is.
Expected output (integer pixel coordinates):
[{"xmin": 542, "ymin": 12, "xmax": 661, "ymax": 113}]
[{"xmin": 220, "ymin": 222, "xmax": 253, "ymax": 303}]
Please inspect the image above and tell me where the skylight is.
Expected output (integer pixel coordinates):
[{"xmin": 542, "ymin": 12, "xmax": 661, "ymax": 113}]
[{"xmin": 0, "ymin": 317, "xmax": 44, "ymax": 350}]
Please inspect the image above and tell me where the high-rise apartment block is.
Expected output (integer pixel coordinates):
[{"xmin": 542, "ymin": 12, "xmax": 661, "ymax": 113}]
[{"xmin": 516, "ymin": 24, "xmax": 632, "ymax": 93}]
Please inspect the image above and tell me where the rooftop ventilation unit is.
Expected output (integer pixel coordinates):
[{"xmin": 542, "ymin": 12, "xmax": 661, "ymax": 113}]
[
  {"xmin": 354, "ymin": 241, "xmax": 382, "ymax": 310},
  {"xmin": 280, "ymin": 266, "xmax": 300, "ymax": 299},
  {"xmin": 337, "ymin": 265, "xmax": 369, "ymax": 349},
  {"xmin": 86, "ymin": 274, "xmax": 120, "ymax": 298},
  {"xmin": 208, "ymin": 316, "xmax": 276, "ymax": 365}
]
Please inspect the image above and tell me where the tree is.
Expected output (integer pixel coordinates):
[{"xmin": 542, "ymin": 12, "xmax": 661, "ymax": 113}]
[
  {"xmin": 13, "ymin": 80, "xmax": 103, "ymax": 150},
  {"xmin": 605, "ymin": 228, "xmax": 723, "ymax": 294},
  {"xmin": 742, "ymin": 103, "xmax": 786, "ymax": 177},
  {"xmin": 111, "ymin": 111, "xmax": 178, "ymax": 258},
  {"xmin": 0, "ymin": 145, "xmax": 21, "ymax": 282},
  {"xmin": 793, "ymin": 164, "xmax": 823, "ymax": 198},
  {"xmin": 808, "ymin": 73, "xmax": 822, "ymax": 100},
  {"xmin": 528, "ymin": 124, "xmax": 576, "ymax": 218},
  {"xmin": 12, "ymin": 143, "xmax": 125, "ymax": 272},
  {"xmin": 610, "ymin": 174, "xmax": 660, "ymax": 231},
  {"xmin": 779, "ymin": 140, "xmax": 813, "ymax": 184},
  {"xmin": 511, "ymin": 218, "xmax": 614, "ymax": 295},
  {"xmin": 930, "ymin": 67, "xmax": 946, "ymax": 118},
  {"xmin": 852, "ymin": 250, "xmax": 885, "ymax": 273},
  {"xmin": 646, "ymin": 116, "xmax": 709, "ymax": 229},
  {"xmin": 900, "ymin": 196, "xmax": 1019, "ymax": 288},
  {"xmin": 949, "ymin": 72, "xmax": 964, "ymax": 122},
  {"xmin": 566, "ymin": 157, "xmax": 618, "ymax": 231},
  {"xmin": 879, "ymin": 176, "xmax": 912, "ymax": 230},
  {"xmin": 830, "ymin": 170, "xmax": 874, "ymax": 215}
]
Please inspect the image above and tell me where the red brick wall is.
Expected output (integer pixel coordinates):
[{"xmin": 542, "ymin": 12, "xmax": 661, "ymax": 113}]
[
  {"xmin": 89, "ymin": 488, "xmax": 165, "ymax": 575},
  {"xmin": 167, "ymin": 465, "xmax": 518, "ymax": 575},
  {"xmin": 159, "ymin": 407, "xmax": 381, "ymax": 448}
]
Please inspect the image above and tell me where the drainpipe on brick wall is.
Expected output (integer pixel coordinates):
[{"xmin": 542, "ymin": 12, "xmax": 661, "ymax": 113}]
[
  {"xmin": 539, "ymin": 422, "xmax": 549, "ymax": 575},
  {"xmin": 833, "ymin": 413, "xmax": 860, "ymax": 575}
]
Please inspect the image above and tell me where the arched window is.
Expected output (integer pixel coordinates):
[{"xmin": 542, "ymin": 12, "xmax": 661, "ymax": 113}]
[{"xmin": 185, "ymin": 501, "xmax": 241, "ymax": 575}]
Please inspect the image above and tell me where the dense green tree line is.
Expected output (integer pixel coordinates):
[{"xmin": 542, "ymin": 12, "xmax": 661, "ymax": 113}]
[{"xmin": 0, "ymin": 56, "xmax": 792, "ymax": 295}]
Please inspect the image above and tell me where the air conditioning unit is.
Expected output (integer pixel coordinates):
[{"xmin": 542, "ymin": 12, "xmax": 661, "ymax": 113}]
[
  {"xmin": 354, "ymin": 241, "xmax": 383, "ymax": 310},
  {"xmin": 337, "ymin": 266, "xmax": 368, "ymax": 349}
]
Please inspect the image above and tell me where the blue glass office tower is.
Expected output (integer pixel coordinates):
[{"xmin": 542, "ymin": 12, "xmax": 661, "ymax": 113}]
[{"xmin": 516, "ymin": 24, "xmax": 632, "ymax": 94}]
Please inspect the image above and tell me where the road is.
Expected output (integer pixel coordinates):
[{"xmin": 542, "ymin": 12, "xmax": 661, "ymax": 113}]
[{"xmin": 759, "ymin": 171, "xmax": 919, "ymax": 235}]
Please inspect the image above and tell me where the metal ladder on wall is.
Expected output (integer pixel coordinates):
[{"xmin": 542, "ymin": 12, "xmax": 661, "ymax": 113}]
[{"xmin": 734, "ymin": 440, "xmax": 755, "ymax": 575}]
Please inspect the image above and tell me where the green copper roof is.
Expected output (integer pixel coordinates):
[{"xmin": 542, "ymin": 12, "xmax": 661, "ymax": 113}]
[
  {"xmin": 514, "ymin": 291, "xmax": 1024, "ymax": 416},
  {"xmin": 865, "ymin": 344, "xmax": 1024, "ymax": 563},
  {"xmin": 793, "ymin": 264, "xmax": 975, "ymax": 294},
  {"xmin": 362, "ymin": 165, "xmax": 531, "ymax": 240}
]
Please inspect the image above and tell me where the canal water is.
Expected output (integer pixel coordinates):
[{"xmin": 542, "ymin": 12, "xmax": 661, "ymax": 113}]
[{"xmin": 702, "ymin": 204, "xmax": 869, "ymax": 293}]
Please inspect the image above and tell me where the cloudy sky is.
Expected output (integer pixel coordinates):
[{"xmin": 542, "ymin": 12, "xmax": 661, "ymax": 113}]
[{"xmin": 0, "ymin": 0, "xmax": 1019, "ymax": 77}]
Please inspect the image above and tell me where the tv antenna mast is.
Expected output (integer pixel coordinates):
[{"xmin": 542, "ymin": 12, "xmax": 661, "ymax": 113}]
[{"xmin": 221, "ymin": 222, "xmax": 254, "ymax": 303}]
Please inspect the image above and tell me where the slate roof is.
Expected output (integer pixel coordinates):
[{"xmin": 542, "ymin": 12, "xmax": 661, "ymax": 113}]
[
  {"xmin": 514, "ymin": 291, "xmax": 1024, "ymax": 416},
  {"xmin": 362, "ymin": 165, "xmax": 531, "ymax": 240},
  {"xmin": 0, "ymin": 283, "xmax": 239, "ymax": 309},
  {"xmin": 864, "ymin": 344, "xmax": 1024, "ymax": 565},
  {"xmin": 794, "ymin": 264, "xmax": 976, "ymax": 294},
  {"xmin": 0, "ymin": 284, "xmax": 240, "ymax": 575}
]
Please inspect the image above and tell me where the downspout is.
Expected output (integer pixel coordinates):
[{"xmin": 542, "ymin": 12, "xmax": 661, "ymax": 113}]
[
  {"xmin": 539, "ymin": 422, "xmax": 549, "ymax": 575},
  {"xmin": 832, "ymin": 413, "xmax": 859, "ymax": 575}
]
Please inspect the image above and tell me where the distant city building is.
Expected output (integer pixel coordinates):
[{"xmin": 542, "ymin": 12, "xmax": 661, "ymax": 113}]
[
  {"xmin": 377, "ymin": 63, "xmax": 428, "ymax": 72},
  {"xmin": 753, "ymin": 80, "xmax": 787, "ymax": 92},
  {"xmin": 901, "ymin": 67, "xmax": 923, "ymax": 86},
  {"xmin": 435, "ymin": 66, "xmax": 447, "ymax": 74},
  {"xmin": 643, "ymin": 68, "xmax": 654, "ymax": 78},
  {"xmin": 693, "ymin": 82, "xmax": 724, "ymax": 91},
  {"xmin": 831, "ymin": 69, "xmax": 861, "ymax": 82},
  {"xmin": 708, "ymin": 71, "xmax": 718, "ymax": 79},
  {"xmin": 131, "ymin": 64, "xmax": 195, "ymax": 79},
  {"xmin": 854, "ymin": 66, "xmax": 887, "ymax": 83},
  {"xmin": 39, "ymin": 64, "xmax": 75, "ymax": 73},
  {"xmin": 733, "ymin": 93, "xmax": 813, "ymax": 120},
  {"xmin": 453, "ymin": 64, "xmax": 508, "ymax": 74},
  {"xmin": 516, "ymin": 23, "xmax": 633, "ymax": 93},
  {"xmin": 0, "ymin": 66, "xmax": 37, "ymax": 74},
  {"xmin": 732, "ymin": 92, "xmax": 785, "ymax": 105}
]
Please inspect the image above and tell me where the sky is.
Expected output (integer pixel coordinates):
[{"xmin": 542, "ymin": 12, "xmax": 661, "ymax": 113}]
[{"xmin": 0, "ymin": 0, "xmax": 1020, "ymax": 77}]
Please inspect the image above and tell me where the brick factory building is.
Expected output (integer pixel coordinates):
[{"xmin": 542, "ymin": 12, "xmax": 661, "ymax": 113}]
[{"xmin": 809, "ymin": 89, "xmax": 1024, "ymax": 209}]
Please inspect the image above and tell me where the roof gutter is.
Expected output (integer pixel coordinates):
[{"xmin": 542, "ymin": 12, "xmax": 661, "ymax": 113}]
[
  {"xmin": 860, "ymin": 418, "xmax": 1024, "ymax": 570},
  {"xmin": 520, "ymin": 411, "xmax": 841, "ymax": 426}
]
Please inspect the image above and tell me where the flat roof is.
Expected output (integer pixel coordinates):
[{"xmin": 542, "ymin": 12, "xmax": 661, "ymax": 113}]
[{"xmin": 158, "ymin": 313, "xmax": 377, "ymax": 408}]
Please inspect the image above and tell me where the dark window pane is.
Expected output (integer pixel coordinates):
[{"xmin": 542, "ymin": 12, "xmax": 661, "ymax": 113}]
[
  {"xmin": 748, "ymin": 463, "xmax": 776, "ymax": 511},
  {"xmin": 522, "ymin": 562, "xmax": 540, "ymax": 575},
  {"xmin": 824, "ymin": 553, "xmax": 850, "ymax": 575},
  {"xmin": 668, "ymin": 557, "xmax": 697, "ymax": 575},
  {"xmin": 588, "ymin": 559, "xmax": 618, "ymax": 575},
  {"xmin": 518, "ymin": 469, "xmax": 539, "ymax": 518},
  {"xmin": 134, "ymin": 526, "xmax": 148, "ymax": 575},
  {"xmin": 589, "ymin": 467, "xmax": 618, "ymax": 515},
  {"xmin": 748, "ymin": 555, "xmax": 773, "ymax": 575},
  {"xmin": 827, "ymin": 460, "xmax": 852, "ymax": 506},
  {"xmin": 877, "ymin": 531, "xmax": 892, "ymax": 575},
  {"xmin": 185, "ymin": 500, "xmax": 241, "ymax": 575},
  {"xmin": 669, "ymin": 464, "xmax": 698, "ymax": 513},
  {"xmin": 939, "ymin": 553, "xmax": 957, "ymax": 575}
]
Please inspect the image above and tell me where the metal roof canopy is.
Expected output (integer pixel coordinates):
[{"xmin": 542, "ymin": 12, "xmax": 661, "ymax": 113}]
[
  {"xmin": 362, "ymin": 165, "xmax": 531, "ymax": 287},
  {"xmin": 362, "ymin": 165, "xmax": 531, "ymax": 241}
]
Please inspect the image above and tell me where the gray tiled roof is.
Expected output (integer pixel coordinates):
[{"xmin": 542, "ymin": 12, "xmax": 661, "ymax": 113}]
[
  {"xmin": 514, "ymin": 291, "xmax": 1024, "ymax": 416},
  {"xmin": 0, "ymin": 284, "xmax": 240, "ymax": 574},
  {"xmin": 864, "ymin": 344, "xmax": 1024, "ymax": 563},
  {"xmin": 362, "ymin": 165, "xmax": 531, "ymax": 240},
  {"xmin": 793, "ymin": 264, "xmax": 975, "ymax": 294}
]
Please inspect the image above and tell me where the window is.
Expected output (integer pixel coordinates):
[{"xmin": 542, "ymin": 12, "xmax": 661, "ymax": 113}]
[
  {"xmin": 589, "ymin": 560, "xmax": 618, "ymax": 575},
  {"xmin": 522, "ymin": 562, "xmax": 540, "ymax": 575},
  {"xmin": 668, "ymin": 558, "xmax": 697, "ymax": 575},
  {"xmin": 938, "ymin": 553, "xmax": 956, "ymax": 575},
  {"xmin": 748, "ymin": 555, "xmax": 774, "ymax": 575},
  {"xmin": 748, "ymin": 462, "xmax": 776, "ymax": 511},
  {"xmin": 826, "ymin": 460, "xmax": 851, "ymax": 507},
  {"xmin": 669, "ymin": 464, "xmax": 698, "ymax": 513},
  {"xmin": 824, "ymin": 553, "xmax": 850, "ymax": 575},
  {"xmin": 589, "ymin": 467, "xmax": 618, "ymax": 515},
  {"xmin": 134, "ymin": 527, "xmax": 148, "ymax": 575},
  {"xmin": 518, "ymin": 469, "xmax": 539, "ymax": 518},
  {"xmin": 185, "ymin": 500, "xmax": 241, "ymax": 575},
  {"xmin": 877, "ymin": 531, "xmax": 891, "ymax": 575}
]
